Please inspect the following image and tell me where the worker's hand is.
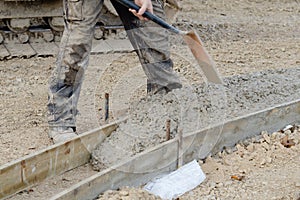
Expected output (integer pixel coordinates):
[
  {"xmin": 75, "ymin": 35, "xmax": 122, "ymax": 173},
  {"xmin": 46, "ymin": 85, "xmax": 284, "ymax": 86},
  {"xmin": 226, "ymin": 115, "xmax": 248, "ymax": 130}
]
[{"xmin": 129, "ymin": 0, "xmax": 153, "ymax": 21}]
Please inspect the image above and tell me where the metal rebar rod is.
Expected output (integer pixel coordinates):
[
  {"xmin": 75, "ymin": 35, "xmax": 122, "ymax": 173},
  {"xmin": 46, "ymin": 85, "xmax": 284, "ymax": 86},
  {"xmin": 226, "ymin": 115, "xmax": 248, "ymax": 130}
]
[
  {"xmin": 178, "ymin": 128, "xmax": 183, "ymax": 168},
  {"xmin": 166, "ymin": 119, "xmax": 171, "ymax": 141},
  {"xmin": 105, "ymin": 93, "xmax": 109, "ymax": 122}
]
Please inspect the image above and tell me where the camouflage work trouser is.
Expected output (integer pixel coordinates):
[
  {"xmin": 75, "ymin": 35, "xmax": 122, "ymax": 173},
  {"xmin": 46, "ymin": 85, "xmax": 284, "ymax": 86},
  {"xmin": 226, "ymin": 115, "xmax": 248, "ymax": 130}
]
[{"xmin": 47, "ymin": 0, "xmax": 182, "ymax": 128}]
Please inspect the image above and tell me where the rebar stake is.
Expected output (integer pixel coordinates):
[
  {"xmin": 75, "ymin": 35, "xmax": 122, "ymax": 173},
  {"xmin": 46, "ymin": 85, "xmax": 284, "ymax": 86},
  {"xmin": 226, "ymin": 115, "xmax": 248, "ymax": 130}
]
[
  {"xmin": 105, "ymin": 93, "xmax": 109, "ymax": 122},
  {"xmin": 177, "ymin": 128, "xmax": 183, "ymax": 168},
  {"xmin": 166, "ymin": 119, "xmax": 171, "ymax": 141}
]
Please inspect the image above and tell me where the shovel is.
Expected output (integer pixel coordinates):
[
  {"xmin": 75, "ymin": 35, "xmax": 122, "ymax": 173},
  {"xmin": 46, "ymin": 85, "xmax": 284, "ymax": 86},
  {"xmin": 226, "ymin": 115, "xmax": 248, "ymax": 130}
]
[{"xmin": 115, "ymin": 0, "xmax": 223, "ymax": 84}]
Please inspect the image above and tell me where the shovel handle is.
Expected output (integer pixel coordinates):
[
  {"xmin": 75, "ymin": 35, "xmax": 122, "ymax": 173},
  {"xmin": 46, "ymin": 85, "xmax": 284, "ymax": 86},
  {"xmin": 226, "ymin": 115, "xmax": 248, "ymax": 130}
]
[{"xmin": 115, "ymin": 0, "xmax": 182, "ymax": 34}]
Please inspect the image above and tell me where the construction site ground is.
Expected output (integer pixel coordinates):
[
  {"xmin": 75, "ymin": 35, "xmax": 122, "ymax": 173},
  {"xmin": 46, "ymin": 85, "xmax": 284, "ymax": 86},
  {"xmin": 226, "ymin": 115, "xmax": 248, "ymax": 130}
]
[{"xmin": 1, "ymin": 0, "xmax": 300, "ymax": 199}]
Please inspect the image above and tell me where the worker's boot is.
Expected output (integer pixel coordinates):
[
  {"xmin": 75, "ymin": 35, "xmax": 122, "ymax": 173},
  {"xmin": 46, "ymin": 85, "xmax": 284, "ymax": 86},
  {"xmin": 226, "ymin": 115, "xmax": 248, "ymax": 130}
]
[
  {"xmin": 147, "ymin": 81, "xmax": 182, "ymax": 95},
  {"xmin": 48, "ymin": 126, "xmax": 77, "ymax": 144}
]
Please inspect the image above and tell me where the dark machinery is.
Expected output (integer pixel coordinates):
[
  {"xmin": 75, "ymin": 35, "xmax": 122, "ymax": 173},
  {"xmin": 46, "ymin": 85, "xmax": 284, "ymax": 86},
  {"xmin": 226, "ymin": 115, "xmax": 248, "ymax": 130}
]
[{"xmin": 0, "ymin": 0, "xmax": 179, "ymax": 44}]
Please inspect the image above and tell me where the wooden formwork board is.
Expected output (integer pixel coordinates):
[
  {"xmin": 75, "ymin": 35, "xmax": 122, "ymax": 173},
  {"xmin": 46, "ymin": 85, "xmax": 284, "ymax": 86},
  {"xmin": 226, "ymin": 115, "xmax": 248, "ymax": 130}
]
[
  {"xmin": 0, "ymin": 118, "xmax": 126, "ymax": 200},
  {"xmin": 50, "ymin": 140, "xmax": 179, "ymax": 200},
  {"xmin": 51, "ymin": 99, "xmax": 300, "ymax": 200}
]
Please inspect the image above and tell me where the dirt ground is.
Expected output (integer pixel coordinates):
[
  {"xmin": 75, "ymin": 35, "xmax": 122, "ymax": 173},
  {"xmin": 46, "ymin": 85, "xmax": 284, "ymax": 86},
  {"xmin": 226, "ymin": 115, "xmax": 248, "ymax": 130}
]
[{"xmin": 1, "ymin": 0, "xmax": 300, "ymax": 199}]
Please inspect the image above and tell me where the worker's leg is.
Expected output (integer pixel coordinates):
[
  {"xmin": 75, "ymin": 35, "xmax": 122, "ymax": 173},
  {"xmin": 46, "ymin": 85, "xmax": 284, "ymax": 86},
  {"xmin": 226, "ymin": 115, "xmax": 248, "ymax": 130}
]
[
  {"xmin": 47, "ymin": 0, "xmax": 104, "ymax": 142},
  {"xmin": 111, "ymin": 0, "xmax": 182, "ymax": 93}
]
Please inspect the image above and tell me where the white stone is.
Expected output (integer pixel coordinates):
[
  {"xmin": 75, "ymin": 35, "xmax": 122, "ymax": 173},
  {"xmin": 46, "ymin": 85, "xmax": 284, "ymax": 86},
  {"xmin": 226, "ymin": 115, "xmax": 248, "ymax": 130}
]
[
  {"xmin": 246, "ymin": 143, "xmax": 255, "ymax": 152},
  {"xmin": 262, "ymin": 133, "xmax": 271, "ymax": 144},
  {"xmin": 120, "ymin": 190, "xmax": 129, "ymax": 196}
]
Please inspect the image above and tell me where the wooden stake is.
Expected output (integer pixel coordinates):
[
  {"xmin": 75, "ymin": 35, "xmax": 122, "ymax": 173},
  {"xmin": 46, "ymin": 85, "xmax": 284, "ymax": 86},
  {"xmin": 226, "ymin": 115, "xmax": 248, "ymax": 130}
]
[{"xmin": 166, "ymin": 119, "xmax": 171, "ymax": 141}]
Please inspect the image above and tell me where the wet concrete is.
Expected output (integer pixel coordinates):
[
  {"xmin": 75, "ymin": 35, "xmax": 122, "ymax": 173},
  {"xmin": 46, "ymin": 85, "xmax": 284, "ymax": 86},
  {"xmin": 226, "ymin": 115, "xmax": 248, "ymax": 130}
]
[{"xmin": 91, "ymin": 67, "xmax": 300, "ymax": 171}]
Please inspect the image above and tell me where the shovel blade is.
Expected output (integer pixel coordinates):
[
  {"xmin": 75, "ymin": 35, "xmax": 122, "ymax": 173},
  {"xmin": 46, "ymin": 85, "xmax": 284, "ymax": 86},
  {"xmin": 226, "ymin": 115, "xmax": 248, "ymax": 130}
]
[{"xmin": 183, "ymin": 30, "xmax": 223, "ymax": 84}]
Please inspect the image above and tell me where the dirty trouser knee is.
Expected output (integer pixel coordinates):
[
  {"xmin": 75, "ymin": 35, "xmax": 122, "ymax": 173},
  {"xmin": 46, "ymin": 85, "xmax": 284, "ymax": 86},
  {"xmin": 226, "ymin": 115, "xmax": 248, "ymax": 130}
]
[
  {"xmin": 47, "ymin": 0, "xmax": 104, "ymax": 128},
  {"xmin": 111, "ymin": 0, "xmax": 182, "ymax": 90}
]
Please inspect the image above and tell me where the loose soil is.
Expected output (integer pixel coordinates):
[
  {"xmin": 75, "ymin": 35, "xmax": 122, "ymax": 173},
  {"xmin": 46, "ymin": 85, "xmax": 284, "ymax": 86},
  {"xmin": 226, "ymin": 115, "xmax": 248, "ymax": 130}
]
[{"xmin": 1, "ymin": 0, "xmax": 300, "ymax": 199}]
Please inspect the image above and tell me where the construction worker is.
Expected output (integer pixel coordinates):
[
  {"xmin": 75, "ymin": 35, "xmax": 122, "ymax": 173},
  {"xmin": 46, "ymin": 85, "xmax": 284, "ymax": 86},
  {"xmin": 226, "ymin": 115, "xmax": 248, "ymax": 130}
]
[{"xmin": 47, "ymin": 0, "xmax": 182, "ymax": 143}]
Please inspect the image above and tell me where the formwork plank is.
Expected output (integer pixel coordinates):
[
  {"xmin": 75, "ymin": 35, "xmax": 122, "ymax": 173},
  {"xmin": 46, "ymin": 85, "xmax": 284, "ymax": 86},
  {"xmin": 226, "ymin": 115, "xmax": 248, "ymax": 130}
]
[
  {"xmin": 184, "ymin": 98, "xmax": 300, "ymax": 160},
  {"xmin": 211, "ymin": 98, "xmax": 300, "ymax": 156},
  {"xmin": 0, "ymin": 44, "xmax": 10, "ymax": 59},
  {"xmin": 51, "ymin": 139, "xmax": 179, "ymax": 200},
  {"xmin": 0, "ymin": 118, "xmax": 125, "ymax": 199},
  {"xmin": 30, "ymin": 42, "xmax": 59, "ymax": 56},
  {"xmin": 4, "ymin": 43, "xmax": 36, "ymax": 58},
  {"xmin": 51, "ymin": 99, "xmax": 300, "ymax": 200}
]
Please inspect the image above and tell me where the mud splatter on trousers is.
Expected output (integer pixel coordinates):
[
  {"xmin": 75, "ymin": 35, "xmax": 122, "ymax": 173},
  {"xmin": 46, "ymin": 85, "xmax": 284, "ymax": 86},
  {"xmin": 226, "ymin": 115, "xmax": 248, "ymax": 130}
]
[{"xmin": 47, "ymin": 0, "xmax": 182, "ymax": 128}]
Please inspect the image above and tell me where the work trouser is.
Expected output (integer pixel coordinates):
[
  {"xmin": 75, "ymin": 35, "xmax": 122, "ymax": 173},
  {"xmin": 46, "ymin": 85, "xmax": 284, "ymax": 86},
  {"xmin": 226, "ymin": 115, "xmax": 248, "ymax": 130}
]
[{"xmin": 47, "ymin": 0, "xmax": 182, "ymax": 128}]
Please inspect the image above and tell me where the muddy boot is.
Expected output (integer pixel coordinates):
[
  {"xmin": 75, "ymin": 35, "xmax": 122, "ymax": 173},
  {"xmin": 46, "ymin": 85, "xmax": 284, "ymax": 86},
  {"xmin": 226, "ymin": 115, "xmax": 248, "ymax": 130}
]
[{"xmin": 48, "ymin": 127, "xmax": 77, "ymax": 144}]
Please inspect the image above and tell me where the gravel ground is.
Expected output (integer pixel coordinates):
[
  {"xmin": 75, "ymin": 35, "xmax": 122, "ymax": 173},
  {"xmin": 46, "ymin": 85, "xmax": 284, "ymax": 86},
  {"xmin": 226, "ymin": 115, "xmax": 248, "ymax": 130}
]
[{"xmin": 182, "ymin": 127, "xmax": 300, "ymax": 200}]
